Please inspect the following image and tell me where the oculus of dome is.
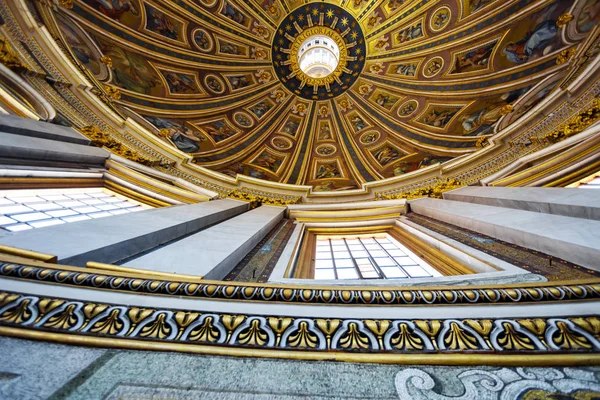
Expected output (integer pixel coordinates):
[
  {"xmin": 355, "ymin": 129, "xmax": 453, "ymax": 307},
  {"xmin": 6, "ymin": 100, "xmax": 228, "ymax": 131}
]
[{"xmin": 272, "ymin": 3, "xmax": 366, "ymax": 100}]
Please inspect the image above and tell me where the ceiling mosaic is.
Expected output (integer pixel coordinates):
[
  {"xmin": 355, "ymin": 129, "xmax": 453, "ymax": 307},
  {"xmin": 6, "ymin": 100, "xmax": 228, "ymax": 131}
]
[{"xmin": 48, "ymin": 0, "xmax": 597, "ymax": 191}]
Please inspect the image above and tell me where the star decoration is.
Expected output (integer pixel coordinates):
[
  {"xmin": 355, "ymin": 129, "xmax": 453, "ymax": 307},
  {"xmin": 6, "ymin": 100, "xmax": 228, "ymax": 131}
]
[
  {"xmin": 326, "ymin": 9, "xmax": 334, "ymax": 18},
  {"xmin": 298, "ymin": 14, "xmax": 304, "ymax": 21},
  {"xmin": 351, "ymin": 31, "xmax": 358, "ymax": 40},
  {"xmin": 341, "ymin": 17, "xmax": 349, "ymax": 26},
  {"xmin": 312, "ymin": 8, "xmax": 319, "ymax": 16},
  {"xmin": 285, "ymin": 24, "xmax": 292, "ymax": 31}
]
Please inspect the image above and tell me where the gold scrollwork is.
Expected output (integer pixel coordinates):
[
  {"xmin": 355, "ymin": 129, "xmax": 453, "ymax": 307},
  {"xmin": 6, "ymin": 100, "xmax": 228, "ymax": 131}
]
[
  {"xmin": 0, "ymin": 38, "xmax": 24, "ymax": 70},
  {"xmin": 556, "ymin": 48, "xmax": 576, "ymax": 65},
  {"xmin": 543, "ymin": 98, "xmax": 600, "ymax": 143},
  {"xmin": 227, "ymin": 189, "xmax": 301, "ymax": 207}
]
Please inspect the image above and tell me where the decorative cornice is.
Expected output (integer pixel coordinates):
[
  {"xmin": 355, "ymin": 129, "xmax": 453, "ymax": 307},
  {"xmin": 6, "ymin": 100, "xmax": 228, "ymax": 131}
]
[
  {"xmin": 543, "ymin": 98, "xmax": 600, "ymax": 143},
  {"xmin": 0, "ymin": 291, "xmax": 598, "ymax": 360},
  {"xmin": 1, "ymin": 261, "xmax": 598, "ymax": 306},
  {"xmin": 226, "ymin": 189, "xmax": 301, "ymax": 207}
]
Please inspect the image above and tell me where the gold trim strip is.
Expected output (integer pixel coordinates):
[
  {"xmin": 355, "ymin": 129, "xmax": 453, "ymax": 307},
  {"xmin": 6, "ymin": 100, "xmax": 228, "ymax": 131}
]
[
  {"xmin": 0, "ymin": 245, "xmax": 57, "ymax": 263},
  {"xmin": 86, "ymin": 262, "xmax": 204, "ymax": 282},
  {"xmin": 0, "ymin": 327, "xmax": 598, "ymax": 366}
]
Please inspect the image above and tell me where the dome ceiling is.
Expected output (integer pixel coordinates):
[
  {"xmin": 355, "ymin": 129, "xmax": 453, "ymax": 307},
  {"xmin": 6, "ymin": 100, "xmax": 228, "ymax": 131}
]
[{"xmin": 51, "ymin": 0, "xmax": 593, "ymax": 191}]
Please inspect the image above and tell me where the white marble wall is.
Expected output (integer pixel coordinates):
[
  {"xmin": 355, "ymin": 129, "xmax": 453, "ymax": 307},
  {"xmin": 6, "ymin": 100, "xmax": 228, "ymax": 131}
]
[
  {"xmin": 444, "ymin": 186, "xmax": 600, "ymax": 220},
  {"xmin": 125, "ymin": 205, "xmax": 285, "ymax": 279},
  {"xmin": 410, "ymin": 197, "xmax": 600, "ymax": 270},
  {"xmin": 0, "ymin": 199, "xmax": 248, "ymax": 266}
]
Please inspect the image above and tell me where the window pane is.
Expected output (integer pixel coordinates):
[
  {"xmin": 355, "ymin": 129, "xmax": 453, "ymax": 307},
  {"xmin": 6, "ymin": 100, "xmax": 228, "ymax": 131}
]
[
  {"xmin": 314, "ymin": 269, "xmax": 335, "ymax": 279},
  {"xmin": 72, "ymin": 206, "xmax": 100, "ymax": 214},
  {"xmin": 364, "ymin": 244, "xmax": 380, "ymax": 250},
  {"xmin": 82, "ymin": 199, "xmax": 104, "ymax": 205},
  {"xmin": 41, "ymin": 195, "xmax": 70, "ymax": 201},
  {"xmin": 0, "ymin": 198, "xmax": 14, "ymax": 205},
  {"xmin": 347, "ymin": 244, "xmax": 364, "ymax": 251},
  {"xmin": 335, "ymin": 259, "xmax": 354, "ymax": 268},
  {"xmin": 46, "ymin": 209, "xmax": 78, "ymax": 218},
  {"xmin": 337, "ymin": 269, "xmax": 359, "ymax": 279},
  {"xmin": 0, "ymin": 216, "xmax": 17, "ymax": 226},
  {"xmin": 29, "ymin": 203, "xmax": 62, "ymax": 211},
  {"xmin": 7, "ymin": 196, "xmax": 41, "ymax": 203},
  {"xmin": 351, "ymin": 250, "xmax": 368, "ymax": 258},
  {"xmin": 361, "ymin": 270, "xmax": 380, "ymax": 279},
  {"xmin": 387, "ymin": 249, "xmax": 407, "ymax": 257},
  {"xmin": 30, "ymin": 219, "xmax": 65, "ymax": 228},
  {"xmin": 5, "ymin": 224, "xmax": 32, "ymax": 232},
  {"xmin": 368, "ymin": 250, "xmax": 387, "ymax": 258},
  {"xmin": 376, "ymin": 238, "xmax": 391, "ymax": 243},
  {"xmin": 330, "ymin": 239, "xmax": 344, "ymax": 245},
  {"xmin": 0, "ymin": 205, "xmax": 32, "ymax": 214},
  {"xmin": 403, "ymin": 266, "xmax": 432, "ymax": 278},
  {"xmin": 333, "ymin": 251, "xmax": 350, "ymax": 259},
  {"xmin": 360, "ymin": 238, "xmax": 376, "ymax": 244},
  {"xmin": 395, "ymin": 257, "xmax": 418, "ymax": 266},
  {"xmin": 316, "ymin": 252, "xmax": 332, "ymax": 260},
  {"xmin": 345, "ymin": 239, "xmax": 360, "ymax": 244},
  {"xmin": 315, "ymin": 259, "xmax": 333, "ymax": 269},
  {"xmin": 381, "ymin": 267, "xmax": 407, "ymax": 278},
  {"xmin": 381, "ymin": 243, "xmax": 398, "ymax": 250},
  {"xmin": 13, "ymin": 212, "xmax": 51, "ymax": 222},
  {"xmin": 331, "ymin": 245, "xmax": 347, "ymax": 251},
  {"xmin": 62, "ymin": 215, "xmax": 92, "ymax": 223},
  {"xmin": 374, "ymin": 257, "xmax": 396, "ymax": 267},
  {"xmin": 355, "ymin": 258, "xmax": 372, "ymax": 265},
  {"xmin": 88, "ymin": 212, "xmax": 113, "ymax": 219}
]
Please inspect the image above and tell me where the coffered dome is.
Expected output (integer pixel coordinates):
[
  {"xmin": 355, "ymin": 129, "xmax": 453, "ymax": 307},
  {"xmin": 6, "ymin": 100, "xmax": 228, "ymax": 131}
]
[{"xmin": 48, "ymin": 0, "xmax": 595, "ymax": 192}]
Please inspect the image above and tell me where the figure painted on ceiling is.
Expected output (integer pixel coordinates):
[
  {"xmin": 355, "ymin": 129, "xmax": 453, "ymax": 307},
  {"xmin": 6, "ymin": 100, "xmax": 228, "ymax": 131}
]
[
  {"xmin": 87, "ymin": 0, "xmax": 138, "ymax": 20},
  {"xmin": 318, "ymin": 124, "xmax": 332, "ymax": 140},
  {"xmin": 282, "ymin": 119, "xmax": 300, "ymax": 136},
  {"xmin": 374, "ymin": 146, "xmax": 400, "ymax": 166},
  {"xmin": 350, "ymin": 115, "xmax": 367, "ymax": 131},
  {"xmin": 228, "ymin": 75, "xmax": 251, "ymax": 90},
  {"xmin": 202, "ymin": 120, "xmax": 237, "ymax": 143},
  {"xmin": 235, "ymin": 114, "xmax": 252, "ymax": 127},
  {"xmin": 422, "ymin": 109, "xmax": 457, "ymax": 128},
  {"xmin": 461, "ymin": 105, "xmax": 504, "ymax": 136},
  {"xmin": 206, "ymin": 76, "xmax": 223, "ymax": 93},
  {"xmin": 255, "ymin": 152, "xmax": 282, "ymax": 173},
  {"xmin": 503, "ymin": 20, "xmax": 558, "ymax": 64},
  {"xmin": 102, "ymin": 46, "xmax": 161, "ymax": 95},
  {"xmin": 468, "ymin": 0, "xmax": 494, "ymax": 14},
  {"xmin": 316, "ymin": 163, "xmax": 341, "ymax": 179},
  {"xmin": 194, "ymin": 31, "xmax": 212, "ymax": 51},
  {"xmin": 374, "ymin": 93, "xmax": 397, "ymax": 109},
  {"xmin": 388, "ymin": 0, "xmax": 406, "ymax": 12},
  {"xmin": 220, "ymin": 42, "xmax": 245, "ymax": 55},
  {"xmin": 396, "ymin": 63, "xmax": 416, "ymax": 76},
  {"xmin": 222, "ymin": 2, "xmax": 247, "ymax": 25},
  {"xmin": 146, "ymin": 116, "xmax": 202, "ymax": 153},
  {"xmin": 146, "ymin": 6, "xmax": 180, "ymax": 40},
  {"xmin": 452, "ymin": 42, "xmax": 495, "ymax": 73},
  {"xmin": 165, "ymin": 72, "xmax": 198, "ymax": 94},
  {"xmin": 399, "ymin": 101, "xmax": 416, "ymax": 116},
  {"xmin": 577, "ymin": 0, "xmax": 600, "ymax": 32},
  {"xmin": 432, "ymin": 9, "xmax": 450, "ymax": 30},
  {"xmin": 249, "ymin": 101, "xmax": 272, "ymax": 118},
  {"xmin": 397, "ymin": 23, "xmax": 423, "ymax": 44}
]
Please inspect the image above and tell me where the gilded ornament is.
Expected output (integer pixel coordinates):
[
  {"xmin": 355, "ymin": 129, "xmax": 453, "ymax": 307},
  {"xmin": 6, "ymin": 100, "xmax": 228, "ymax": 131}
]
[
  {"xmin": 556, "ymin": 13, "xmax": 573, "ymax": 28},
  {"xmin": 543, "ymin": 98, "xmax": 600, "ymax": 143},
  {"xmin": 556, "ymin": 48, "xmax": 576, "ymax": 65},
  {"xmin": 104, "ymin": 85, "xmax": 121, "ymax": 100},
  {"xmin": 0, "ymin": 38, "xmax": 24, "ymax": 69},
  {"xmin": 500, "ymin": 104, "xmax": 514, "ymax": 116},
  {"xmin": 59, "ymin": 0, "xmax": 74, "ymax": 8},
  {"xmin": 99, "ymin": 56, "xmax": 113, "ymax": 68}
]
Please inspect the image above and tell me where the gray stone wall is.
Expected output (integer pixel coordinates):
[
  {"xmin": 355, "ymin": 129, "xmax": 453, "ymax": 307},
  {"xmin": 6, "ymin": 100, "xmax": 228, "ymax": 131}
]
[{"xmin": 0, "ymin": 337, "xmax": 598, "ymax": 399}]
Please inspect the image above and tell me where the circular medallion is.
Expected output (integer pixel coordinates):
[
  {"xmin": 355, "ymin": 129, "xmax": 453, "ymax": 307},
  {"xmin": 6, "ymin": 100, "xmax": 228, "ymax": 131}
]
[
  {"xmin": 316, "ymin": 144, "xmax": 337, "ymax": 155},
  {"xmin": 192, "ymin": 28, "xmax": 214, "ymax": 52},
  {"xmin": 233, "ymin": 111, "xmax": 254, "ymax": 128},
  {"xmin": 271, "ymin": 136, "xmax": 293, "ymax": 150},
  {"xmin": 429, "ymin": 6, "xmax": 451, "ymax": 32},
  {"xmin": 204, "ymin": 74, "xmax": 225, "ymax": 94},
  {"xmin": 360, "ymin": 130, "xmax": 380, "ymax": 144},
  {"xmin": 398, "ymin": 100, "xmax": 418, "ymax": 117},
  {"xmin": 272, "ymin": 3, "xmax": 366, "ymax": 100},
  {"xmin": 423, "ymin": 56, "xmax": 444, "ymax": 78}
]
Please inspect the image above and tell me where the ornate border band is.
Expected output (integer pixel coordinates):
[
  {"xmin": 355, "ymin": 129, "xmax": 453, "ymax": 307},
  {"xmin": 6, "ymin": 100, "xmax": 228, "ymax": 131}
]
[
  {"xmin": 0, "ymin": 291, "xmax": 598, "ymax": 363},
  {"xmin": 1, "ymin": 262, "xmax": 599, "ymax": 306}
]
